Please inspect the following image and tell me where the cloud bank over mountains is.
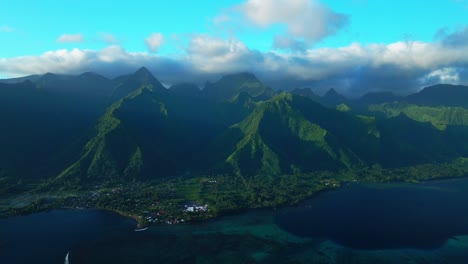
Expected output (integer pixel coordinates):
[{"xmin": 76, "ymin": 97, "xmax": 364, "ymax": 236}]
[{"xmin": 1, "ymin": 0, "xmax": 468, "ymax": 97}]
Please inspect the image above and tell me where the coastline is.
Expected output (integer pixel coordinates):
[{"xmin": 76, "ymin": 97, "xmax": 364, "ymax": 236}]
[
  {"xmin": 103, "ymin": 209, "xmax": 143, "ymax": 228},
  {"xmin": 4, "ymin": 182, "xmax": 468, "ymax": 264},
  {"xmin": 62, "ymin": 207, "xmax": 143, "ymax": 228},
  {"xmin": 6, "ymin": 176, "xmax": 468, "ymax": 233},
  {"xmin": 2, "ymin": 162, "xmax": 468, "ymax": 226}
]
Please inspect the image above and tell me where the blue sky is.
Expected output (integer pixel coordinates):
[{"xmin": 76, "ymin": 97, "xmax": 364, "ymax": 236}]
[{"xmin": 1, "ymin": 0, "xmax": 468, "ymax": 95}]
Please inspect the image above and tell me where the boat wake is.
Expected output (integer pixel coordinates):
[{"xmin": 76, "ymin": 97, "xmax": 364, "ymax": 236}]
[{"xmin": 64, "ymin": 251, "xmax": 69, "ymax": 264}]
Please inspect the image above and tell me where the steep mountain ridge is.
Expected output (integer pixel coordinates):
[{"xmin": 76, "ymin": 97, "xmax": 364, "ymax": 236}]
[
  {"xmin": 203, "ymin": 72, "xmax": 275, "ymax": 101},
  {"xmin": 1, "ymin": 69, "xmax": 468, "ymax": 190},
  {"xmin": 320, "ymin": 88, "xmax": 347, "ymax": 106},
  {"xmin": 405, "ymin": 84, "xmax": 468, "ymax": 107},
  {"xmin": 52, "ymin": 79, "xmax": 258, "ymax": 186},
  {"xmin": 110, "ymin": 67, "xmax": 167, "ymax": 102},
  {"xmin": 214, "ymin": 93, "xmax": 358, "ymax": 176}
]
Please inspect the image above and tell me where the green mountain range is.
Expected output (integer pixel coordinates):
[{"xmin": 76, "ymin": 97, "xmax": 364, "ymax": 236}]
[{"xmin": 1, "ymin": 68, "xmax": 468, "ymax": 192}]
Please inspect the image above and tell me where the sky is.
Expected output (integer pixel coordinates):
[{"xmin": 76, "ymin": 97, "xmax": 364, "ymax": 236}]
[{"xmin": 1, "ymin": 0, "xmax": 468, "ymax": 96}]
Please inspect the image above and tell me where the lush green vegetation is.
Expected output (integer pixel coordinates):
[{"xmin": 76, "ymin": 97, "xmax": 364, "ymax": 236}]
[
  {"xmin": 336, "ymin": 103, "xmax": 351, "ymax": 112},
  {"xmin": 369, "ymin": 102, "xmax": 468, "ymax": 130},
  {"xmin": 4, "ymin": 158, "xmax": 468, "ymax": 225},
  {"xmin": 2, "ymin": 69, "xmax": 468, "ymax": 225}
]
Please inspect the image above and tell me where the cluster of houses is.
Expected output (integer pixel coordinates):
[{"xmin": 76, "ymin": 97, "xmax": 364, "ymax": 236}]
[
  {"xmin": 111, "ymin": 187, "xmax": 122, "ymax": 193},
  {"xmin": 143, "ymin": 210, "xmax": 186, "ymax": 224},
  {"xmin": 66, "ymin": 191, "xmax": 101, "ymax": 209},
  {"xmin": 321, "ymin": 180, "xmax": 338, "ymax": 187},
  {"xmin": 143, "ymin": 209, "xmax": 165, "ymax": 223},
  {"xmin": 140, "ymin": 202, "xmax": 209, "ymax": 226},
  {"xmin": 165, "ymin": 219, "xmax": 185, "ymax": 225},
  {"xmin": 183, "ymin": 203, "xmax": 208, "ymax": 213},
  {"xmin": 145, "ymin": 214, "xmax": 158, "ymax": 223}
]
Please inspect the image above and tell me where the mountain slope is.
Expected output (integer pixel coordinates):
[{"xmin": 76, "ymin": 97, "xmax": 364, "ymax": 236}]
[
  {"xmin": 110, "ymin": 67, "xmax": 167, "ymax": 103},
  {"xmin": 0, "ymin": 74, "xmax": 42, "ymax": 84},
  {"xmin": 209, "ymin": 93, "xmax": 377, "ymax": 176},
  {"xmin": 0, "ymin": 72, "xmax": 115, "ymax": 180},
  {"xmin": 290, "ymin": 87, "xmax": 321, "ymax": 101},
  {"xmin": 53, "ymin": 88, "xmax": 468, "ymax": 186},
  {"xmin": 369, "ymin": 102, "xmax": 468, "ymax": 130},
  {"xmin": 320, "ymin": 88, "xmax": 347, "ymax": 107},
  {"xmin": 36, "ymin": 72, "xmax": 114, "ymax": 114},
  {"xmin": 0, "ymin": 68, "xmax": 167, "ymax": 183},
  {"xmin": 1, "ymin": 68, "xmax": 468, "ymax": 191},
  {"xmin": 52, "ymin": 84, "xmax": 255, "ymax": 187},
  {"xmin": 357, "ymin": 92, "xmax": 402, "ymax": 106},
  {"xmin": 405, "ymin": 84, "xmax": 468, "ymax": 107},
  {"xmin": 203, "ymin": 72, "xmax": 275, "ymax": 101},
  {"xmin": 169, "ymin": 83, "xmax": 202, "ymax": 97},
  {"xmin": 210, "ymin": 92, "xmax": 468, "ymax": 175}
]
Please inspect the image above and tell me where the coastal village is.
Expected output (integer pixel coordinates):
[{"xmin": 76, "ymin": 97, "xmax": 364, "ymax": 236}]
[
  {"xmin": 51, "ymin": 179, "xmax": 216, "ymax": 227},
  {"xmin": 143, "ymin": 203, "xmax": 208, "ymax": 225},
  {"xmin": 2, "ymin": 173, "xmax": 346, "ymax": 224},
  {"xmin": 50, "ymin": 176, "xmax": 339, "ymax": 227}
]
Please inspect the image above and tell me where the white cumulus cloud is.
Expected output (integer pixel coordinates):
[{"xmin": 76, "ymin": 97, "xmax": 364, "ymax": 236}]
[
  {"xmin": 239, "ymin": 0, "xmax": 349, "ymax": 44},
  {"xmin": 99, "ymin": 33, "xmax": 119, "ymax": 45},
  {"xmin": 421, "ymin": 67, "xmax": 460, "ymax": 85},
  {"xmin": 187, "ymin": 35, "xmax": 260, "ymax": 73},
  {"xmin": 145, "ymin": 33, "xmax": 164, "ymax": 52},
  {"xmin": 3, "ymin": 29, "xmax": 468, "ymax": 97},
  {"xmin": 57, "ymin": 34, "xmax": 85, "ymax": 43}
]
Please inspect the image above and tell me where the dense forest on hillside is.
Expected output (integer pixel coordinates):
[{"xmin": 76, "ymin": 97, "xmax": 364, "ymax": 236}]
[{"xmin": 2, "ymin": 68, "xmax": 468, "ymax": 222}]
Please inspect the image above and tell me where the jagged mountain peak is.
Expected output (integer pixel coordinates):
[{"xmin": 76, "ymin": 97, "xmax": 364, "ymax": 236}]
[
  {"xmin": 133, "ymin": 66, "xmax": 154, "ymax": 79},
  {"xmin": 78, "ymin": 72, "xmax": 109, "ymax": 82},
  {"xmin": 110, "ymin": 67, "xmax": 166, "ymax": 102},
  {"xmin": 290, "ymin": 87, "xmax": 320, "ymax": 100},
  {"xmin": 324, "ymin": 88, "xmax": 340, "ymax": 97},
  {"xmin": 321, "ymin": 88, "xmax": 347, "ymax": 106},
  {"xmin": 203, "ymin": 72, "xmax": 273, "ymax": 101}
]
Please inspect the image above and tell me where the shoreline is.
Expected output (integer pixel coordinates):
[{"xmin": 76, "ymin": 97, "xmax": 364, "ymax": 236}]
[
  {"xmin": 2, "ymin": 172, "xmax": 468, "ymax": 225},
  {"xmin": 62, "ymin": 207, "xmax": 144, "ymax": 228},
  {"xmin": 7, "ymin": 175, "xmax": 467, "ymax": 226},
  {"xmin": 104, "ymin": 209, "xmax": 143, "ymax": 228}
]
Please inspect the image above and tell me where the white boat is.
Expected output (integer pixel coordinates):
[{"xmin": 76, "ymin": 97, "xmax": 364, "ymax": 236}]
[
  {"xmin": 134, "ymin": 227, "xmax": 148, "ymax": 232},
  {"xmin": 64, "ymin": 251, "xmax": 70, "ymax": 264}
]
